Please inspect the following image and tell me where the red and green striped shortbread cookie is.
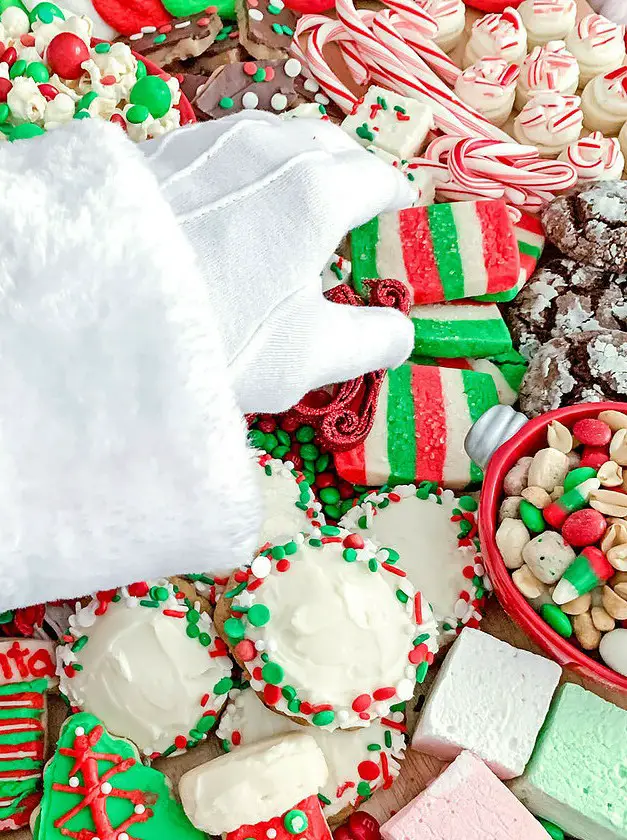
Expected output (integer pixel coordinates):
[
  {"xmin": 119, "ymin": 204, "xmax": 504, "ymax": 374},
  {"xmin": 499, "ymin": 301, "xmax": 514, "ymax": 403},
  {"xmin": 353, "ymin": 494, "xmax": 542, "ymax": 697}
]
[
  {"xmin": 216, "ymin": 686, "xmax": 407, "ymax": 818},
  {"xmin": 351, "ymin": 200, "xmax": 520, "ymax": 304},
  {"xmin": 415, "ymin": 352, "xmax": 528, "ymax": 407},
  {"xmin": 474, "ymin": 212, "xmax": 546, "ymax": 303},
  {"xmin": 340, "ymin": 485, "xmax": 490, "ymax": 645},
  {"xmin": 334, "ymin": 363, "xmax": 499, "ymax": 489},
  {"xmin": 189, "ymin": 453, "xmax": 324, "ymax": 607},
  {"xmin": 411, "ymin": 302, "xmax": 512, "ymax": 359},
  {"xmin": 218, "ymin": 526, "xmax": 438, "ymax": 731},
  {"xmin": 57, "ymin": 581, "xmax": 234, "ymax": 760}
]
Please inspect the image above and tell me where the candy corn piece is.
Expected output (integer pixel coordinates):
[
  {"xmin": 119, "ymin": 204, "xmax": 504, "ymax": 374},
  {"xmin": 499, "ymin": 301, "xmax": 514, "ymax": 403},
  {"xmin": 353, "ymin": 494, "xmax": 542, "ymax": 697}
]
[
  {"xmin": 351, "ymin": 200, "xmax": 520, "ymax": 304},
  {"xmin": 473, "ymin": 212, "xmax": 545, "ymax": 303},
  {"xmin": 334, "ymin": 363, "xmax": 499, "ymax": 488},
  {"xmin": 552, "ymin": 547, "xmax": 614, "ymax": 605},
  {"xmin": 543, "ymin": 479, "xmax": 600, "ymax": 529},
  {"xmin": 411, "ymin": 302, "xmax": 512, "ymax": 359}
]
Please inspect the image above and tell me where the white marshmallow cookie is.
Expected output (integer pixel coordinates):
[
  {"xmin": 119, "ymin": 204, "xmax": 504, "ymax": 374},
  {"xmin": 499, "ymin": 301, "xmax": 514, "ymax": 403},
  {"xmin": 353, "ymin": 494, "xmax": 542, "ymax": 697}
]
[
  {"xmin": 565, "ymin": 14, "xmax": 626, "ymax": 88},
  {"xmin": 463, "ymin": 7, "xmax": 527, "ymax": 69},
  {"xmin": 340, "ymin": 486, "xmax": 489, "ymax": 646},
  {"xmin": 454, "ymin": 58, "xmax": 520, "ymax": 126},
  {"xmin": 56, "ymin": 581, "xmax": 234, "ymax": 759},
  {"xmin": 341, "ymin": 86, "xmax": 433, "ymax": 160},
  {"xmin": 513, "ymin": 91, "xmax": 583, "ymax": 157},
  {"xmin": 518, "ymin": 0, "xmax": 577, "ymax": 50},
  {"xmin": 419, "ymin": 0, "xmax": 466, "ymax": 53},
  {"xmin": 515, "ymin": 41, "xmax": 579, "ymax": 111},
  {"xmin": 558, "ymin": 131, "xmax": 625, "ymax": 183},
  {"xmin": 215, "ymin": 527, "xmax": 439, "ymax": 731},
  {"xmin": 581, "ymin": 67, "xmax": 627, "ymax": 136},
  {"xmin": 217, "ymin": 686, "xmax": 406, "ymax": 820}
]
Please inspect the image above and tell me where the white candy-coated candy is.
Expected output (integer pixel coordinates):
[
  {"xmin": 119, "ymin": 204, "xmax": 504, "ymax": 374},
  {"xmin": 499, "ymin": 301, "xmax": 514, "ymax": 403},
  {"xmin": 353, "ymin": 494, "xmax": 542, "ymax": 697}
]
[{"xmin": 522, "ymin": 531, "xmax": 575, "ymax": 584}]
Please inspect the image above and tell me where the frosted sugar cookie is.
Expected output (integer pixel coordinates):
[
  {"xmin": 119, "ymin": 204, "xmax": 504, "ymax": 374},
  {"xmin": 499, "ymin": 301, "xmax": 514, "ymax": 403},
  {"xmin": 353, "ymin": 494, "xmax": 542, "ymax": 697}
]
[
  {"xmin": 515, "ymin": 41, "xmax": 579, "ymax": 111},
  {"xmin": 454, "ymin": 59, "xmax": 520, "ymax": 126},
  {"xmin": 463, "ymin": 8, "xmax": 527, "ymax": 69},
  {"xmin": 581, "ymin": 67, "xmax": 627, "ymax": 136},
  {"xmin": 518, "ymin": 0, "xmax": 577, "ymax": 50},
  {"xmin": 565, "ymin": 14, "xmax": 626, "ymax": 88}
]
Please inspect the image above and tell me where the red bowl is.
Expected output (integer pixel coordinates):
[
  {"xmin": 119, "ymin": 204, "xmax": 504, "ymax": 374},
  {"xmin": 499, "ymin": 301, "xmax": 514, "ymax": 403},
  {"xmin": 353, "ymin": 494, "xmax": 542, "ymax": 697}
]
[{"xmin": 479, "ymin": 401, "xmax": 627, "ymax": 694}]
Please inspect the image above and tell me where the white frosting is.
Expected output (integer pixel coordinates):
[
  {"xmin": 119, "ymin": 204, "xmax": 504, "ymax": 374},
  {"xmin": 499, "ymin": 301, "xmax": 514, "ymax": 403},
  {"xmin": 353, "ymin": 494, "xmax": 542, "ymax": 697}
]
[
  {"xmin": 228, "ymin": 530, "xmax": 438, "ymax": 730},
  {"xmin": 463, "ymin": 7, "xmax": 527, "ymax": 69},
  {"xmin": 515, "ymin": 41, "xmax": 579, "ymax": 111},
  {"xmin": 282, "ymin": 103, "xmax": 329, "ymax": 120},
  {"xmin": 454, "ymin": 58, "xmax": 519, "ymax": 126},
  {"xmin": 518, "ymin": 0, "xmax": 577, "ymax": 49},
  {"xmin": 57, "ymin": 582, "xmax": 233, "ymax": 756},
  {"xmin": 565, "ymin": 14, "xmax": 626, "ymax": 87},
  {"xmin": 558, "ymin": 130, "xmax": 625, "ymax": 182},
  {"xmin": 256, "ymin": 455, "xmax": 323, "ymax": 548},
  {"xmin": 6, "ymin": 77, "xmax": 46, "ymax": 125},
  {"xmin": 513, "ymin": 91, "xmax": 583, "ymax": 156},
  {"xmin": 419, "ymin": 0, "xmax": 466, "ymax": 52},
  {"xmin": 178, "ymin": 733, "xmax": 328, "ymax": 835},
  {"xmin": 366, "ymin": 147, "xmax": 436, "ymax": 205},
  {"xmin": 217, "ymin": 687, "xmax": 406, "ymax": 818},
  {"xmin": 340, "ymin": 487, "xmax": 485, "ymax": 644},
  {"xmin": 321, "ymin": 253, "xmax": 351, "ymax": 292},
  {"xmin": 581, "ymin": 67, "xmax": 627, "ymax": 136}
]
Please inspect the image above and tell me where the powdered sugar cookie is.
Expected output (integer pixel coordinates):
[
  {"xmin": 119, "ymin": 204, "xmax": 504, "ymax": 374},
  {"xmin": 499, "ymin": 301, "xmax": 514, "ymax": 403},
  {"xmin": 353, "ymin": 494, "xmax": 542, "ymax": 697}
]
[
  {"xmin": 515, "ymin": 41, "xmax": 579, "ymax": 111},
  {"xmin": 57, "ymin": 581, "xmax": 233, "ymax": 759},
  {"xmin": 216, "ymin": 686, "xmax": 406, "ymax": 822},
  {"xmin": 518, "ymin": 0, "xmax": 577, "ymax": 50},
  {"xmin": 463, "ymin": 8, "xmax": 527, "ymax": 69},
  {"xmin": 513, "ymin": 92, "xmax": 583, "ymax": 157},
  {"xmin": 581, "ymin": 67, "xmax": 627, "ymax": 136},
  {"xmin": 215, "ymin": 527, "xmax": 439, "ymax": 731},
  {"xmin": 454, "ymin": 59, "xmax": 520, "ymax": 126},
  {"xmin": 565, "ymin": 14, "xmax": 626, "ymax": 88},
  {"xmin": 419, "ymin": 0, "xmax": 466, "ymax": 53},
  {"xmin": 340, "ymin": 485, "xmax": 488, "ymax": 646}
]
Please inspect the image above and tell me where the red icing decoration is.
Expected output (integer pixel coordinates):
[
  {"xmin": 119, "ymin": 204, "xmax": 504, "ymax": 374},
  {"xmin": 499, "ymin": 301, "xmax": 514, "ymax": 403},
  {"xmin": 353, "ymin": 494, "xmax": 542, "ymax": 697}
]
[
  {"xmin": 128, "ymin": 582, "xmax": 150, "ymax": 597},
  {"xmin": 52, "ymin": 724, "xmax": 151, "ymax": 840},
  {"xmin": 92, "ymin": 0, "xmax": 171, "ymax": 36},
  {"xmin": 226, "ymin": 796, "xmax": 332, "ymax": 840},
  {"xmin": 372, "ymin": 687, "xmax": 395, "ymax": 702},
  {"xmin": 351, "ymin": 694, "xmax": 371, "ymax": 712},
  {"xmin": 263, "ymin": 684, "xmax": 281, "ymax": 705},
  {"xmin": 0, "ymin": 641, "xmax": 55, "ymax": 684},
  {"xmin": 46, "ymin": 33, "xmax": 90, "ymax": 80},
  {"xmin": 234, "ymin": 640, "xmax": 256, "ymax": 662},
  {"xmin": 357, "ymin": 760, "xmax": 380, "ymax": 782}
]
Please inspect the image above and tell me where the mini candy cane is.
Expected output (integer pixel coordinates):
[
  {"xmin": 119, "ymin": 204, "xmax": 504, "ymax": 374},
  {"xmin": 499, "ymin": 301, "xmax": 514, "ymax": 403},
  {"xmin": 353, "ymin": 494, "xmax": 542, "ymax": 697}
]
[
  {"xmin": 384, "ymin": 10, "xmax": 462, "ymax": 86},
  {"xmin": 294, "ymin": 17, "xmax": 359, "ymax": 111}
]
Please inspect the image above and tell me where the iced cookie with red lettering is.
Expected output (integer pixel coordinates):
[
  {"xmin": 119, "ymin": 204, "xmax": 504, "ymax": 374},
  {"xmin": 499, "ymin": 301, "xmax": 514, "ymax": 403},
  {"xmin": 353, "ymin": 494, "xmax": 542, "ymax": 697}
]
[
  {"xmin": 216, "ymin": 686, "xmax": 406, "ymax": 822},
  {"xmin": 340, "ymin": 486, "xmax": 488, "ymax": 646},
  {"xmin": 32, "ymin": 712, "xmax": 205, "ymax": 840},
  {"xmin": 0, "ymin": 639, "xmax": 57, "ymax": 832},
  {"xmin": 214, "ymin": 527, "xmax": 439, "ymax": 731},
  {"xmin": 56, "ymin": 581, "xmax": 233, "ymax": 760}
]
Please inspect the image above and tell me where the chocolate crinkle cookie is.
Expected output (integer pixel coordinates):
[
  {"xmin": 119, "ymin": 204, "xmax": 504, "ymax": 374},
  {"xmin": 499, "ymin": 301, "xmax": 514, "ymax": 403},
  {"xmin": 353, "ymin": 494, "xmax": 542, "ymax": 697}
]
[
  {"xmin": 504, "ymin": 257, "xmax": 627, "ymax": 360},
  {"xmin": 519, "ymin": 330, "xmax": 627, "ymax": 417},
  {"xmin": 541, "ymin": 180, "xmax": 627, "ymax": 272}
]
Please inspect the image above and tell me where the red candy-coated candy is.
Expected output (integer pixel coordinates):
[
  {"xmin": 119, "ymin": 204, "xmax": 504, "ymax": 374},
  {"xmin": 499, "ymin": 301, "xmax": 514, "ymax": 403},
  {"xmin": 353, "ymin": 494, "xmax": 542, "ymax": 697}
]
[
  {"xmin": 0, "ymin": 78, "xmax": 11, "ymax": 103},
  {"xmin": 287, "ymin": 452, "xmax": 303, "ymax": 470},
  {"xmin": 580, "ymin": 446, "xmax": 609, "ymax": 470},
  {"xmin": 46, "ymin": 33, "xmax": 90, "ymax": 80},
  {"xmin": 38, "ymin": 83, "xmax": 58, "ymax": 101},
  {"xmin": 334, "ymin": 827, "xmax": 353, "ymax": 840},
  {"xmin": 316, "ymin": 472, "xmax": 335, "ymax": 489},
  {"xmin": 344, "ymin": 533, "xmax": 365, "ymax": 550},
  {"xmin": 561, "ymin": 508, "xmax": 607, "ymax": 548},
  {"xmin": 348, "ymin": 811, "xmax": 381, "ymax": 840},
  {"xmin": 0, "ymin": 46, "xmax": 17, "ymax": 67},
  {"xmin": 280, "ymin": 416, "xmax": 301, "ymax": 433},
  {"xmin": 573, "ymin": 418, "xmax": 612, "ymax": 447},
  {"xmin": 258, "ymin": 418, "xmax": 276, "ymax": 434}
]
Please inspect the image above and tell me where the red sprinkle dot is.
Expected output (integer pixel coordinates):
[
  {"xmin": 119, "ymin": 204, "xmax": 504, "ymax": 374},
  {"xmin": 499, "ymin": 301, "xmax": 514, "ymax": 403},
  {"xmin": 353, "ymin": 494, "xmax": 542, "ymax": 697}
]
[
  {"xmin": 276, "ymin": 559, "xmax": 291, "ymax": 572},
  {"xmin": 351, "ymin": 694, "xmax": 371, "ymax": 712},
  {"xmin": 263, "ymin": 683, "xmax": 281, "ymax": 705},
  {"xmin": 234, "ymin": 639, "xmax": 256, "ymax": 662},
  {"xmin": 357, "ymin": 760, "xmax": 380, "ymax": 781},
  {"xmin": 234, "ymin": 570, "xmax": 248, "ymax": 583},
  {"xmin": 265, "ymin": 66, "xmax": 275, "ymax": 81},
  {"xmin": 252, "ymin": 666, "xmax": 263, "ymax": 681},
  {"xmin": 158, "ymin": 23, "xmax": 173, "ymax": 32},
  {"xmin": 231, "ymin": 730, "xmax": 241, "ymax": 746},
  {"xmin": 573, "ymin": 418, "xmax": 612, "ymax": 447},
  {"xmin": 409, "ymin": 644, "xmax": 427, "ymax": 664},
  {"xmin": 300, "ymin": 701, "xmax": 313, "ymax": 715},
  {"xmin": 466, "ymin": 617, "xmax": 480, "ymax": 629},
  {"xmin": 462, "ymin": 565, "xmax": 475, "ymax": 579},
  {"xmin": 359, "ymin": 711, "xmax": 370, "ymax": 721},
  {"xmin": 373, "ymin": 686, "xmax": 395, "ymax": 701},
  {"xmin": 174, "ymin": 735, "xmax": 187, "ymax": 749},
  {"xmin": 344, "ymin": 533, "xmax": 365, "ymax": 550},
  {"xmin": 128, "ymin": 581, "xmax": 149, "ymax": 597},
  {"xmin": 243, "ymin": 61, "xmax": 258, "ymax": 76},
  {"xmin": 197, "ymin": 16, "xmax": 211, "ymax": 25}
]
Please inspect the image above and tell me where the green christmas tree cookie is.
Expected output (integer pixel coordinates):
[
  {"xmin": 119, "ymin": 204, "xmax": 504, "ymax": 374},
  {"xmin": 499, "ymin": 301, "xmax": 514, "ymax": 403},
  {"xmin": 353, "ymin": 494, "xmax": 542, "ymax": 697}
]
[{"xmin": 34, "ymin": 713, "xmax": 205, "ymax": 840}]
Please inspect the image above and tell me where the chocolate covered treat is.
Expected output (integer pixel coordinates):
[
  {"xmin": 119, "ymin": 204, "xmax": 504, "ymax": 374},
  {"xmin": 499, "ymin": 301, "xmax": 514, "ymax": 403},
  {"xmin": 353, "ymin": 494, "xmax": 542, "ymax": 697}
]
[
  {"xmin": 542, "ymin": 180, "xmax": 627, "ymax": 273},
  {"xmin": 193, "ymin": 57, "xmax": 302, "ymax": 117},
  {"xmin": 519, "ymin": 330, "xmax": 627, "ymax": 417},
  {"xmin": 121, "ymin": 10, "xmax": 222, "ymax": 69},
  {"xmin": 236, "ymin": 0, "xmax": 297, "ymax": 60},
  {"xmin": 504, "ymin": 257, "xmax": 627, "ymax": 360}
]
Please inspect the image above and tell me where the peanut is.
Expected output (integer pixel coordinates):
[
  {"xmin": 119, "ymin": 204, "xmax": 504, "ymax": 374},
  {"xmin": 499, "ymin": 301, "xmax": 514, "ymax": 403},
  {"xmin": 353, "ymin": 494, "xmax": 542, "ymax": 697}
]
[
  {"xmin": 614, "ymin": 582, "xmax": 627, "ymax": 600},
  {"xmin": 600, "ymin": 522, "xmax": 627, "ymax": 554},
  {"xmin": 591, "ymin": 605, "xmax": 615, "ymax": 632},
  {"xmin": 495, "ymin": 519, "xmax": 530, "ymax": 570},
  {"xmin": 607, "ymin": 544, "xmax": 627, "ymax": 572},
  {"xmin": 598, "ymin": 410, "xmax": 627, "ymax": 431},
  {"xmin": 602, "ymin": 585, "xmax": 627, "ymax": 620},
  {"xmin": 611, "ymin": 571, "xmax": 627, "ymax": 586},
  {"xmin": 503, "ymin": 457, "xmax": 533, "ymax": 497},
  {"xmin": 527, "ymin": 448, "xmax": 570, "ymax": 493},
  {"xmin": 610, "ymin": 428, "xmax": 627, "ymax": 467},
  {"xmin": 597, "ymin": 461, "xmax": 623, "ymax": 488},
  {"xmin": 547, "ymin": 420, "xmax": 573, "ymax": 454},
  {"xmin": 512, "ymin": 565, "xmax": 547, "ymax": 600},
  {"xmin": 561, "ymin": 592, "xmax": 592, "ymax": 615},
  {"xmin": 589, "ymin": 489, "xmax": 627, "ymax": 518},
  {"xmin": 573, "ymin": 612, "xmax": 601, "ymax": 651},
  {"xmin": 521, "ymin": 486, "xmax": 552, "ymax": 509},
  {"xmin": 567, "ymin": 450, "xmax": 581, "ymax": 470}
]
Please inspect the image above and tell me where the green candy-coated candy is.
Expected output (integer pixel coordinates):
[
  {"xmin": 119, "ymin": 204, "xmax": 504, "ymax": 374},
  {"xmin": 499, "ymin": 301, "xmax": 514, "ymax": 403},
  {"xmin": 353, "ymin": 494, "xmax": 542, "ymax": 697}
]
[
  {"xmin": 319, "ymin": 487, "xmax": 340, "ymax": 504},
  {"xmin": 10, "ymin": 123, "xmax": 45, "ymax": 141},
  {"xmin": 9, "ymin": 59, "xmax": 27, "ymax": 79},
  {"xmin": 0, "ymin": 103, "xmax": 9, "ymax": 123},
  {"xmin": 312, "ymin": 709, "xmax": 335, "ymax": 726},
  {"xmin": 537, "ymin": 819, "xmax": 564, "ymax": 840},
  {"xmin": 129, "ymin": 75, "xmax": 172, "ymax": 119},
  {"xmin": 315, "ymin": 453, "xmax": 330, "ymax": 472},
  {"xmin": 295, "ymin": 425, "xmax": 315, "ymax": 443},
  {"xmin": 303, "ymin": 470, "xmax": 316, "ymax": 486},
  {"xmin": 77, "ymin": 91, "xmax": 98, "ymax": 111},
  {"xmin": 272, "ymin": 445, "xmax": 289, "ymax": 459},
  {"xmin": 224, "ymin": 617, "xmax": 245, "ymax": 640},
  {"xmin": 248, "ymin": 604, "xmax": 270, "ymax": 626},
  {"xmin": 126, "ymin": 104, "xmax": 149, "ymax": 124},
  {"xmin": 0, "ymin": 0, "xmax": 28, "ymax": 14},
  {"xmin": 263, "ymin": 433, "xmax": 278, "ymax": 452},
  {"xmin": 276, "ymin": 429, "xmax": 290, "ymax": 447},
  {"xmin": 219, "ymin": 96, "xmax": 234, "ymax": 109},
  {"xmin": 248, "ymin": 429, "xmax": 265, "ymax": 448},
  {"xmin": 73, "ymin": 110, "xmax": 90, "ymax": 120},
  {"xmin": 563, "ymin": 466, "xmax": 597, "ymax": 493},
  {"xmin": 519, "ymin": 499, "xmax": 546, "ymax": 534},
  {"xmin": 541, "ymin": 604, "xmax": 572, "ymax": 638},
  {"xmin": 28, "ymin": 1, "xmax": 63, "ymax": 23},
  {"xmin": 262, "ymin": 662, "xmax": 284, "ymax": 685},
  {"xmin": 283, "ymin": 810, "xmax": 308, "ymax": 835},
  {"xmin": 300, "ymin": 443, "xmax": 319, "ymax": 461},
  {"xmin": 0, "ymin": 610, "xmax": 13, "ymax": 624},
  {"xmin": 25, "ymin": 61, "xmax": 49, "ymax": 83},
  {"xmin": 324, "ymin": 504, "xmax": 341, "ymax": 520}
]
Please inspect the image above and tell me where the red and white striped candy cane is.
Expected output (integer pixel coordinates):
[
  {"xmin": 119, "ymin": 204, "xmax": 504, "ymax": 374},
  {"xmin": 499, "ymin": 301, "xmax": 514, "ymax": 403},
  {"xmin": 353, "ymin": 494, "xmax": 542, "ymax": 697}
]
[
  {"xmin": 294, "ymin": 17, "xmax": 359, "ymax": 112},
  {"xmin": 384, "ymin": 11, "xmax": 461, "ymax": 86}
]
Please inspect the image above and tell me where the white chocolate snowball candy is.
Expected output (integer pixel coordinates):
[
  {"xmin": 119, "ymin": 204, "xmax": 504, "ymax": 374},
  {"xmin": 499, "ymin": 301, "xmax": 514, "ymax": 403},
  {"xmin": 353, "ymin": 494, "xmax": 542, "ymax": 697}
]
[
  {"xmin": 598, "ymin": 628, "xmax": 627, "ymax": 676},
  {"xmin": 565, "ymin": 14, "xmax": 626, "ymax": 88},
  {"xmin": 454, "ymin": 58, "xmax": 520, "ymax": 127},
  {"xmin": 495, "ymin": 518, "xmax": 530, "ymax": 570},
  {"xmin": 463, "ymin": 7, "xmax": 527, "ymax": 69},
  {"xmin": 518, "ymin": 0, "xmax": 577, "ymax": 50},
  {"xmin": 179, "ymin": 733, "xmax": 328, "ymax": 835},
  {"xmin": 581, "ymin": 67, "xmax": 627, "ymax": 136},
  {"xmin": 513, "ymin": 92, "xmax": 583, "ymax": 157},
  {"xmin": 216, "ymin": 687, "xmax": 406, "ymax": 819},
  {"xmin": 419, "ymin": 0, "xmax": 466, "ymax": 53},
  {"xmin": 522, "ymin": 531, "xmax": 576, "ymax": 584},
  {"xmin": 515, "ymin": 41, "xmax": 579, "ymax": 111},
  {"xmin": 558, "ymin": 131, "xmax": 625, "ymax": 183}
]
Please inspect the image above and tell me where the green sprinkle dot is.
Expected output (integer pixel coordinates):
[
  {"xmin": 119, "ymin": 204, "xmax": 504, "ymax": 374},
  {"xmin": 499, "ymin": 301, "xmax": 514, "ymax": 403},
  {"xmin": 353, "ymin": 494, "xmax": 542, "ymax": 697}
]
[
  {"xmin": 367, "ymin": 743, "xmax": 381, "ymax": 751},
  {"xmin": 357, "ymin": 781, "xmax": 372, "ymax": 798},
  {"xmin": 151, "ymin": 586, "xmax": 169, "ymax": 602},
  {"xmin": 312, "ymin": 710, "xmax": 335, "ymax": 726},
  {"xmin": 318, "ymin": 794, "xmax": 331, "ymax": 806},
  {"xmin": 384, "ymin": 547, "xmax": 400, "ymax": 564},
  {"xmin": 139, "ymin": 599, "xmax": 159, "ymax": 608},
  {"xmin": 224, "ymin": 617, "xmax": 245, "ymax": 641},
  {"xmin": 282, "ymin": 685, "xmax": 297, "ymax": 701},
  {"xmin": 197, "ymin": 715, "xmax": 216, "ymax": 733},
  {"xmin": 288, "ymin": 698, "xmax": 301, "ymax": 714},
  {"xmin": 95, "ymin": 42, "xmax": 111, "ymax": 53},
  {"xmin": 413, "ymin": 633, "xmax": 429, "ymax": 646},
  {"xmin": 198, "ymin": 633, "xmax": 211, "ymax": 647},
  {"xmin": 271, "ymin": 22, "xmax": 283, "ymax": 33},
  {"xmin": 384, "ymin": 730, "xmax": 392, "ymax": 748},
  {"xmin": 320, "ymin": 524, "xmax": 341, "ymax": 536},
  {"xmin": 281, "ymin": 24, "xmax": 293, "ymax": 34},
  {"xmin": 186, "ymin": 623, "xmax": 200, "ymax": 639},
  {"xmin": 343, "ymin": 548, "xmax": 357, "ymax": 563},
  {"xmin": 267, "ymin": 2, "xmax": 282, "ymax": 11},
  {"xmin": 396, "ymin": 589, "xmax": 409, "ymax": 604},
  {"xmin": 284, "ymin": 810, "xmax": 308, "ymax": 834},
  {"xmin": 368, "ymin": 558, "xmax": 378, "ymax": 573},
  {"xmin": 188, "ymin": 729, "xmax": 202, "ymax": 741},
  {"xmin": 71, "ymin": 635, "xmax": 88, "ymax": 653},
  {"xmin": 219, "ymin": 96, "xmax": 234, "ymax": 109},
  {"xmin": 248, "ymin": 604, "xmax": 271, "ymax": 626},
  {"xmin": 214, "ymin": 677, "xmax": 234, "ymax": 695},
  {"xmin": 252, "ymin": 68, "xmax": 266, "ymax": 82},
  {"xmin": 416, "ymin": 661, "xmax": 429, "ymax": 683},
  {"xmin": 187, "ymin": 608, "xmax": 200, "ymax": 624},
  {"xmin": 272, "ymin": 545, "xmax": 286, "ymax": 561},
  {"xmin": 262, "ymin": 662, "xmax": 284, "ymax": 685},
  {"xmin": 356, "ymin": 122, "xmax": 375, "ymax": 141},
  {"xmin": 284, "ymin": 541, "xmax": 298, "ymax": 555},
  {"xmin": 459, "ymin": 495, "xmax": 478, "ymax": 512},
  {"xmin": 309, "ymin": 538, "xmax": 322, "ymax": 548},
  {"xmin": 153, "ymin": 32, "xmax": 167, "ymax": 44}
]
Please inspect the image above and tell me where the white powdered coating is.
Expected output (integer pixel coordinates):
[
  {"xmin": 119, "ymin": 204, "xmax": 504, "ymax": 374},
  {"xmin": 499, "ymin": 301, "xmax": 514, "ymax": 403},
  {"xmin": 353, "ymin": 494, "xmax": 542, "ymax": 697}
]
[
  {"xmin": 588, "ymin": 334, "xmax": 627, "ymax": 390},
  {"xmin": 518, "ymin": 0, "xmax": 577, "ymax": 48}
]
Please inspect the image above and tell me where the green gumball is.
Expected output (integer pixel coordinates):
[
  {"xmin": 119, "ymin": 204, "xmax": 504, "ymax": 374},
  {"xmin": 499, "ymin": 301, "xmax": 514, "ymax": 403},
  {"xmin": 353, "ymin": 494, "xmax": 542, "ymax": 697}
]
[{"xmin": 129, "ymin": 76, "xmax": 172, "ymax": 120}]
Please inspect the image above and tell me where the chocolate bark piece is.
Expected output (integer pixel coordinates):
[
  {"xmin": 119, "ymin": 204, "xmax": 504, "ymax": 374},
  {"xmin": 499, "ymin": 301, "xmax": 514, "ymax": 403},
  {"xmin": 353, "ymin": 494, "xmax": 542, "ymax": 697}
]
[
  {"xmin": 177, "ymin": 71, "xmax": 210, "ymax": 118},
  {"xmin": 194, "ymin": 57, "xmax": 301, "ymax": 118},
  {"xmin": 168, "ymin": 24, "xmax": 244, "ymax": 76},
  {"xmin": 236, "ymin": 0, "xmax": 297, "ymax": 59},
  {"xmin": 120, "ymin": 9, "xmax": 222, "ymax": 69}
]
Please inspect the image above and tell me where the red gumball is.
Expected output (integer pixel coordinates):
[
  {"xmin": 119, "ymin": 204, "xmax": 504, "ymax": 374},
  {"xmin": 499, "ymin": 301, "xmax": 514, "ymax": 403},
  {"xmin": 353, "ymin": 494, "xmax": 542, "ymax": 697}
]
[
  {"xmin": 333, "ymin": 827, "xmax": 353, "ymax": 840},
  {"xmin": 46, "ymin": 33, "xmax": 90, "ymax": 80},
  {"xmin": 561, "ymin": 508, "xmax": 607, "ymax": 548}
]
